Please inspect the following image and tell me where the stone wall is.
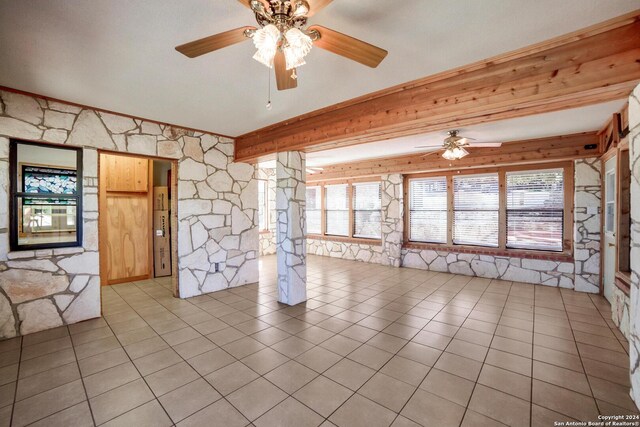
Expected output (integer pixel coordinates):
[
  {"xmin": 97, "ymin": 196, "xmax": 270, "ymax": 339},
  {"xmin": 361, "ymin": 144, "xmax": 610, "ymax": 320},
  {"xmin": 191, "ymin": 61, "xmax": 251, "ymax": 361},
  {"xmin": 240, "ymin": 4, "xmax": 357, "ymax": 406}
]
[
  {"xmin": 612, "ymin": 287, "xmax": 631, "ymax": 339},
  {"xmin": 402, "ymin": 248, "xmax": 575, "ymax": 287},
  {"xmin": 573, "ymin": 158, "xmax": 602, "ymax": 293},
  {"xmin": 307, "ymin": 238, "xmax": 383, "ymax": 264},
  {"xmin": 628, "ymin": 84, "xmax": 640, "ymax": 405},
  {"xmin": 257, "ymin": 167, "xmax": 276, "ymax": 256},
  {"xmin": 380, "ymin": 174, "xmax": 404, "ymax": 267},
  {"xmin": 0, "ymin": 89, "xmax": 258, "ymax": 338},
  {"xmin": 276, "ymin": 152, "xmax": 306, "ymax": 305}
]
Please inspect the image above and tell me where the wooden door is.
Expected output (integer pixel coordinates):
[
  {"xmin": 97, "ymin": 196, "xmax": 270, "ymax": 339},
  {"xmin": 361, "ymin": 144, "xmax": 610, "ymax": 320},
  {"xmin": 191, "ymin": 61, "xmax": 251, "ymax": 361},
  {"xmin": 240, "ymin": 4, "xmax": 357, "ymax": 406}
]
[{"xmin": 99, "ymin": 153, "xmax": 153, "ymax": 285}]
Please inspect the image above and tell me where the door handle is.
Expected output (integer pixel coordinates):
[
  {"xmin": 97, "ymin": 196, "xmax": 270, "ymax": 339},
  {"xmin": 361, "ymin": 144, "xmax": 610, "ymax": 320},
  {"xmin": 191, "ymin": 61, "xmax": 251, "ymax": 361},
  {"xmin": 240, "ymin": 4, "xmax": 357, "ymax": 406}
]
[{"xmin": 608, "ymin": 243, "xmax": 615, "ymax": 247}]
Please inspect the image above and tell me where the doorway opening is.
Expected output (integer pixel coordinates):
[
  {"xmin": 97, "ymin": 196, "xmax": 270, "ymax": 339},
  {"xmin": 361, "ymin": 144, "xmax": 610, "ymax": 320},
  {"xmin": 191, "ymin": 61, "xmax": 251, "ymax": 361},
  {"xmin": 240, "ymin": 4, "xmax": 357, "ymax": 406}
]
[{"xmin": 98, "ymin": 152, "xmax": 178, "ymax": 294}]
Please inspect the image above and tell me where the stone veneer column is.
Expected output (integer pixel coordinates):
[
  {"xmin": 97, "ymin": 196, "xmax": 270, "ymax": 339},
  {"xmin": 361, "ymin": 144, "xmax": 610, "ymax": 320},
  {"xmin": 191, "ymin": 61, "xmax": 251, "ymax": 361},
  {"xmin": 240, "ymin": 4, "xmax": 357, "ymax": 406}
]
[
  {"xmin": 573, "ymin": 158, "xmax": 602, "ymax": 293},
  {"xmin": 276, "ymin": 151, "xmax": 307, "ymax": 305},
  {"xmin": 629, "ymin": 84, "xmax": 640, "ymax": 405},
  {"xmin": 381, "ymin": 174, "xmax": 404, "ymax": 267}
]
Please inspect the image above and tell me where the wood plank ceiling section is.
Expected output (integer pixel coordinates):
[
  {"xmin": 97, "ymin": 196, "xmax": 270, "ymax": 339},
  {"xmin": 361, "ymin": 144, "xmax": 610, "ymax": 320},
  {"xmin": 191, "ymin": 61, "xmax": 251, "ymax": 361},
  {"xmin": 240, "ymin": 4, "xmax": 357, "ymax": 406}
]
[
  {"xmin": 234, "ymin": 11, "xmax": 640, "ymax": 162},
  {"xmin": 306, "ymin": 132, "xmax": 599, "ymax": 181}
]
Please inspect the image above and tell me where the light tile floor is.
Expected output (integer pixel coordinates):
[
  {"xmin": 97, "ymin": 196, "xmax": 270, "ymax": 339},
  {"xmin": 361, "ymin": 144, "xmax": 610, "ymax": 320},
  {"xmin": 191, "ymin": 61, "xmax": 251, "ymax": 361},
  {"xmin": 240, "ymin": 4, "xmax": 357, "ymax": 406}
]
[{"xmin": 0, "ymin": 255, "xmax": 637, "ymax": 426}]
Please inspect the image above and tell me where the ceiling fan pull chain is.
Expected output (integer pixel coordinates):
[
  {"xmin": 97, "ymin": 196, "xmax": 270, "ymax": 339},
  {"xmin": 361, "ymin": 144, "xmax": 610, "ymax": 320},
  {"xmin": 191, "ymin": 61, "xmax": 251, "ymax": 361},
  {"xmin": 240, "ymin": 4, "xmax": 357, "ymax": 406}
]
[{"xmin": 266, "ymin": 66, "xmax": 272, "ymax": 110}]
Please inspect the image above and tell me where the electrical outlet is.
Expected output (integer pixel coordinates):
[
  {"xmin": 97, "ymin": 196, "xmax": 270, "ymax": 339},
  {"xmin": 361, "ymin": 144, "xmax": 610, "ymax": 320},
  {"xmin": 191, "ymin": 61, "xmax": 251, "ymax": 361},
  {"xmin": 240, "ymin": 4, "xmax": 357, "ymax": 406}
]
[{"xmin": 214, "ymin": 263, "xmax": 219, "ymax": 272}]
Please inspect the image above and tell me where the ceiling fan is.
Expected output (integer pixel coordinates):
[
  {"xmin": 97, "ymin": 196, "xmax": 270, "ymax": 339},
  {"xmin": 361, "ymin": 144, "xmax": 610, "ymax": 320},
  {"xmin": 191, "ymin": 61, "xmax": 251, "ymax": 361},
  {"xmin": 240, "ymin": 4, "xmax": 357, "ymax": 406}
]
[
  {"xmin": 175, "ymin": 0, "xmax": 388, "ymax": 90},
  {"xmin": 416, "ymin": 130, "xmax": 503, "ymax": 160}
]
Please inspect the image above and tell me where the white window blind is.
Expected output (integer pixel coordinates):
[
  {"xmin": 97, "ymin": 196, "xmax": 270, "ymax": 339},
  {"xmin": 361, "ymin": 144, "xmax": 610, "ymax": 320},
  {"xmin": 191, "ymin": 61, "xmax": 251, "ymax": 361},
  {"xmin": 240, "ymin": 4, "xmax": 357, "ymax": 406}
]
[
  {"xmin": 258, "ymin": 180, "xmax": 267, "ymax": 230},
  {"xmin": 409, "ymin": 177, "xmax": 447, "ymax": 243},
  {"xmin": 453, "ymin": 174, "xmax": 499, "ymax": 247},
  {"xmin": 306, "ymin": 186, "xmax": 322, "ymax": 235},
  {"xmin": 325, "ymin": 184, "xmax": 349, "ymax": 236},
  {"xmin": 353, "ymin": 182, "xmax": 381, "ymax": 239},
  {"xmin": 506, "ymin": 169, "xmax": 564, "ymax": 251}
]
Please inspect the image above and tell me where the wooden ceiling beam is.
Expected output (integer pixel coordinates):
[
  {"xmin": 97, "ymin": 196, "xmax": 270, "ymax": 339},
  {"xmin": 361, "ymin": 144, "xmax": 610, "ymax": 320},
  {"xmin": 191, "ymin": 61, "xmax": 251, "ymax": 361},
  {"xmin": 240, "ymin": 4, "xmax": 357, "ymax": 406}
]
[
  {"xmin": 306, "ymin": 132, "xmax": 600, "ymax": 181},
  {"xmin": 235, "ymin": 11, "xmax": 640, "ymax": 162}
]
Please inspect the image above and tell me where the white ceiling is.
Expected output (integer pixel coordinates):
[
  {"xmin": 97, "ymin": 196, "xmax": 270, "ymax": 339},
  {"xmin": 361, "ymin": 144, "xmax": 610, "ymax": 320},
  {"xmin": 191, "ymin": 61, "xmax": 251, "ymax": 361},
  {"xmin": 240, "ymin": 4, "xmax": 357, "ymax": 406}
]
[
  {"xmin": 299, "ymin": 100, "xmax": 626, "ymax": 167},
  {"xmin": 0, "ymin": 0, "xmax": 637, "ymax": 137}
]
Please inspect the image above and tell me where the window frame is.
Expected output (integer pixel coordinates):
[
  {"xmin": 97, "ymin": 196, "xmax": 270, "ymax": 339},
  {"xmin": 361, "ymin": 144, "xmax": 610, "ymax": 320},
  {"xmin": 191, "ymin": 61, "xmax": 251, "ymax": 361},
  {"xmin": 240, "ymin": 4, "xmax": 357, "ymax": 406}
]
[
  {"xmin": 404, "ymin": 161, "xmax": 574, "ymax": 257},
  {"xmin": 352, "ymin": 181, "xmax": 382, "ymax": 239},
  {"xmin": 306, "ymin": 178, "xmax": 382, "ymax": 244},
  {"xmin": 9, "ymin": 139, "xmax": 84, "ymax": 251}
]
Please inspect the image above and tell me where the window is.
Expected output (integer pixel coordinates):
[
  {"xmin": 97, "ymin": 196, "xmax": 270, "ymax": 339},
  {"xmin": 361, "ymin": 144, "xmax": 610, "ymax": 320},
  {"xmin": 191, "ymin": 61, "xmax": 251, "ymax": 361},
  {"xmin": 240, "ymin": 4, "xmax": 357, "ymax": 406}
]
[
  {"xmin": 10, "ymin": 140, "xmax": 82, "ymax": 250},
  {"xmin": 453, "ymin": 173, "xmax": 499, "ymax": 247},
  {"xmin": 306, "ymin": 186, "xmax": 322, "ymax": 235},
  {"xmin": 409, "ymin": 177, "xmax": 447, "ymax": 243},
  {"xmin": 325, "ymin": 184, "xmax": 349, "ymax": 236},
  {"xmin": 258, "ymin": 180, "xmax": 268, "ymax": 231},
  {"xmin": 506, "ymin": 169, "xmax": 564, "ymax": 251},
  {"xmin": 406, "ymin": 163, "xmax": 571, "ymax": 253},
  {"xmin": 353, "ymin": 182, "xmax": 381, "ymax": 239},
  {"xmin": 605, "ymin": 169, "xmax": 616, "ymax": 234},
  {"xmin": 307, "ymin": 180, "xmax": 382, "ymax": 240}
]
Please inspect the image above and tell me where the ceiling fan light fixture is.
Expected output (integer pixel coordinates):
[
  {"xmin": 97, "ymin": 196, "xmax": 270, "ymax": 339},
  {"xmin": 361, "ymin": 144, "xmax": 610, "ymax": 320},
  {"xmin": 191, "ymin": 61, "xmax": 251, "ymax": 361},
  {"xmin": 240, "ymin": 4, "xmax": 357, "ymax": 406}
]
[
  {"xmin": 283, "ymin": 28, "xmax": 313, "ymax": 70},
  {"xmin": 292, "ymin": 0, "xmax": 310, "ymax": 17},
  {"xmin": 252, "ymin": 24, "xmax": 280, "ymax": 68},
  {"xmin": 442, "ymin": 145, "xmax": 469, "ymax": 161}
]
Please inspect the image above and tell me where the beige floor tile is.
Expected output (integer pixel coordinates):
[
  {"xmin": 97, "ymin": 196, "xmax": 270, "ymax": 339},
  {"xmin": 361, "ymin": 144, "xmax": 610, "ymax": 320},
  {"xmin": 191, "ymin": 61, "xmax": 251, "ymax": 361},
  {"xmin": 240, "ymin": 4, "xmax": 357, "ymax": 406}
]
[
  {"xmin": 79, "ymin": 347, "xmax": 129, "ymax": 377},
  {"xmin": 367, "ymin": 332, "xmax": 408, "ymax": 353},
  {"xmin": 469, "ymin": 384, "xmax": 530, "ymax": 426},
  {"xmin": 461, "ymin": 410, "xmax": 507, "ymax": 427},
  {"xmin": 227, "ymin": 378, "xmax": 288, "ymax": 421},
  {"xmin": 401, "ymin": 389, "xmax": 466, "ymax": 426},
  {"xmin": 320, "ymin": 335, "xmax": 361, "ymax": 356},
  {"xmin": 324, "ymin": 358, "xmax": 376, "ymax": 391},
  {"xmin": 359, "ymin": 372, "xmax": 415, "ymax": 412},
  {"xmin": 264, "ymin": 360, "xmax": 318, "ymax": 394},
  {"xmin": 446, "ymin": 338, "xmax": 489, "ymax": 362},
  {"xmin": 396, "ymin": 341, "xmax": 442, "ymax": 367},
  {"xmin": 412, "ymin": 330, "xmax": 452, "ymax": 350},
  {"xmin": 420, "ymin": 368, "xmax": 475, "ymax": 406},
  {"xmin": 295, "ymin": 346, "xmax": 342, "ymax": 373},
  {"xmin": 485, "ymin": 348, "xmax": 531, "ymax": 376},
  {"xmin": 205, "ymin": 361, "xmax": 260, "ymax": 395},
  {"xmin": 146, "ymin": 361, "xmax": 201, "ymax": 397},
  {"xmin": 19, "ymin": 348, "xmax": 74, "ymax": 379},
  {"xmin": 222, "ymin": 336, "xmax": 266, "ymax": 359},
  {"xmin": 124, "ymin": 336, "xmax": 169, "ymax": 360},
  {"xmin": 330, "ymin": 393, "xmax": 397, "ymax": 427},
  {"xmin": 159, "ymin": 378, "xmax": 221, "ymax": 423},
  {"xmin": 187, "ymin": 348, "xmax": 236, "ymax": 376},
  {"xmin": 89, "ymin": 378, "xmax": 155, "ymax": 425},
  {"xmin": 271, "ymin": 336, "xmax": 315, "ymax": 358},
  {"xmin": 294, "ymin": 376, "xmax": 353, "ymax": 418},
  {"xmin": 241, "ymin": 347, "xmax": 290, "ymax": 375},
  {"xmin": 380, "ymin": 355, "xmax": 430, "ymax": 386},
  {"xmin": 83, "ymin": 361, "xmax": 140, "ymax": 398},
  {"xmin": 173, "ymin": 336, "xmax": 217, "ymax": 359},
  {"xmin": 478, "ymin": 364, "xmax": 531, "ymax": 401},
  {"xmin": 28, "ymin": 401, "xmax": 94, "ymax": 427},
  {"xmin": 589, "ymin": 376, "xmax": 638, "ymax": 412},
  {"xmin": 252, "ymin": 326, "xmax": 292, "ymax": 346},
  {"xmin": 21, "ymin": 336, "xmax": 72, "ymax": 361},
  {"xmin": 531, "ymin": 403, "xmax": 577, "ymax": 426},
  {"xmin": 255, "ymin": 396, "xmax": 323, "ymax": 427},
  {"xmin": 15, "ymin": 361, "xmax": 80, "ymax": 401},
  {"xmin": 12, "ymin": 379, "xmax": 86, "ymax": 427},
  {"xmin": 133, "ymin": 347, "xmax": 182, "ymax": 376},
  {"xmin": 347, "ymin": 344, "xmax": 394, "ymax": 370},
  {"xmin": 582, "ymin": 357, "xmax": 629, "ymax": 386},
  {"xmin": 102, "ymin": 400, "xmax": 172, "ymax": 427},
  {"xmin": 532, "ymin": 360, "xmax": 591, "ymax": 396},
  {"xmin": 177, "ymin": 398, "xmax": 249, "ymax": 427},
  {"xmin": 434, "ymin": 352, "xmax": 482, "ymax": 381},
  {"xmin": 532, "ymin": 379, "xmax": 599, "ymax": 421}
]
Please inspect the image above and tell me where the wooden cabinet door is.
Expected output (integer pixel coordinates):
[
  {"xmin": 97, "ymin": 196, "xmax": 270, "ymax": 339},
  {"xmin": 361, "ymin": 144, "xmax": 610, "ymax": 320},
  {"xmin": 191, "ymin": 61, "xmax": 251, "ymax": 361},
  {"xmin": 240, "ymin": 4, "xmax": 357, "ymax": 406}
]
[{"xmin": 99, "ymin": 153, "xmax": 152, "ymax": 285}]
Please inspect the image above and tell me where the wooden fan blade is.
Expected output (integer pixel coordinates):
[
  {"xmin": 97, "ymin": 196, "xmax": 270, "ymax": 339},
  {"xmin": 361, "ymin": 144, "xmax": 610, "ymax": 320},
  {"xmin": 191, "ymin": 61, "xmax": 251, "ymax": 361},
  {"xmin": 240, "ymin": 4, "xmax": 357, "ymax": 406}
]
[
  {"xmin": 274, "ymin": 50, "xmax": 297, "ymax": 90},
  {"xmin": 307, "ymin": 0, "xmax": 333, "ymax": 16},
  {"xmin": 467, "ymin": 142, "xmax": 503, "ymax": 147},
  {"xmin": 420, "ymin": 149, "xmax": 443, "ymax": 158},
  {"xmin": 308, "ymin": 25, "xmax": 388, "ymax": 68},
  {"xmin": 176, "ymin": 26, "xmax": 255, "ymax": 58}
]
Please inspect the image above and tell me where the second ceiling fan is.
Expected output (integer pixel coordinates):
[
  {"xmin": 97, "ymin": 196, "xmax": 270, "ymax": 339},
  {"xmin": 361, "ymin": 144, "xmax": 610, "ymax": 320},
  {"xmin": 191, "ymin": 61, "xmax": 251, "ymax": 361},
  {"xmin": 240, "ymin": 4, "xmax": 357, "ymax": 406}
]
[{"xmin": 175, "ymin": 0, "xmax": 388, "ymax": 90}]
